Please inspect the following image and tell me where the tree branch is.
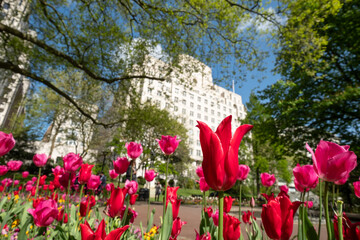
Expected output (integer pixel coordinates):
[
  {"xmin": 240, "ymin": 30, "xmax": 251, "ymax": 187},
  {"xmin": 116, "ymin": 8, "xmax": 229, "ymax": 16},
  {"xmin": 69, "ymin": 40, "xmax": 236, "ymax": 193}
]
[
  {"xmin": 0, "ymin": 60, "xmax": 129, "ymax": 128},
  {"xmin": 0, "ymin": 23, "xmax": 167, "ymax": 83}
]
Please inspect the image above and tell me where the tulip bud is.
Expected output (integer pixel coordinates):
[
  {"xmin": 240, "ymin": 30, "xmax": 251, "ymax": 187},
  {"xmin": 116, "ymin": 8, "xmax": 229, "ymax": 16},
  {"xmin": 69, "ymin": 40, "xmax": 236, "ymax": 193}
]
[
  {"xmin": 0, "ymin": 131, "xmax": 15, "ymax": 156},
  {"xmin": 250, "ymin": 197, "xmax": 255, "ymax": 208}
]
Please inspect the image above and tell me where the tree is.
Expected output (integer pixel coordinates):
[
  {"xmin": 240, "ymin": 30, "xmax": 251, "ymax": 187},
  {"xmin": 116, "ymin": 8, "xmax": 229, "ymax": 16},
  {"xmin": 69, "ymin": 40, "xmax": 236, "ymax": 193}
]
[
  {"xmin": 0, "ymin": 0, "xmax": 279, "ymax": 126},
  {"xmin": 261, "ymin": 0, "xmax": 360, "ymax": 162},
  {"xmin": 241, "ymin": 93, "xmax": 291, "ymax": 195}
]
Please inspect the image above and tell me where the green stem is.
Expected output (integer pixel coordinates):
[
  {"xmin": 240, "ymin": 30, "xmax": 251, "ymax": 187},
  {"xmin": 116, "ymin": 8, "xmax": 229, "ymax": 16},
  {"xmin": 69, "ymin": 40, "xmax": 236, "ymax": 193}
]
[
  {"xmin": 337, "ymin": 200, "xmax": 343, "ymax": 240},
  {"xmin": 117, "ymin": 175, "xmax": 121, "ymax": 188},
  {"xmin": 203, "ymin": 191, "xmax": 207, "ymax": 231},
  {"xmin": 302, "ymin": 191, "xmax": 306, "ymax": 240},
  {"xmin": 239, "ymin": 183, "xmax": 242, "ymax": 221},
  {"xmin": 147, "ymin": 181, "xmax": 150, "ymax": 225},
  {"xmin": 332, "ymin": 184, "xmax": 335, "ymax": 208},
  {"xmin": 336, "ymin": 186, "xmax": 339, "ymax": 202},
  {"xmin": 324, "ymin": 181, "xmax": 332, "ymax": 240},
  {"xmin": 299, "ymin": 192, "xmax": 303, "ymax": 240},
  {"xmin": 318, "ymin": 180, "xmax": 322, "ymax": 240},
  {"xmin": 162, "ymin": 156, "xmax": 169, "ymax": 222},
  {"xmin": 64, "ymin": 175, "xmax": 72, "ymax": 223},
  {"xmin": 76, "ymin": 184, "xmax": 85, "ymax": 225},
  {"xmin": 35, "ymin": 168, "xmax": 41, "ymax": 198},
  {"xmin": 218, "ymin": 191, "xmax": 224, "ymax": 240}
]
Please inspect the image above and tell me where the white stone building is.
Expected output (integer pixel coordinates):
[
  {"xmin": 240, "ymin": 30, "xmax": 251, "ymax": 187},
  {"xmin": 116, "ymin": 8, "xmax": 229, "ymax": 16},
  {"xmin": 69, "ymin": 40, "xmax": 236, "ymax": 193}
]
[
  {"xmin": 138, "ymin": 55, "xmax": 247, "ymax": 167},
  {"xmin": 0, "ymin": 0, "xmax": 30, "ymax": 129}
]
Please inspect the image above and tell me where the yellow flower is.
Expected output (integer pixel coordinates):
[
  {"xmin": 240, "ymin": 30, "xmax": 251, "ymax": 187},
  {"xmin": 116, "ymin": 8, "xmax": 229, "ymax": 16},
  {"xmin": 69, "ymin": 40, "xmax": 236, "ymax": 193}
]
[
  {"xmin": 11, "ymin": 219, "xmax": 20, "ymax": 228},
  {"xmin": 14, "ymin": 195, "xmax": 19, "ymax": 201},
  {"xmin": 30, "ymin": 225, "xmax": 33, "ymax": 229}
]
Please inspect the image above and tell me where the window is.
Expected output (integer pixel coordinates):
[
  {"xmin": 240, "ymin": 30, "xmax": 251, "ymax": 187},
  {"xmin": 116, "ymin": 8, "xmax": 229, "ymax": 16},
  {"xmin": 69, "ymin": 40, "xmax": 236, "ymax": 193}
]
[
  {"xmin": 211, "ymin": 118, "xmax": 215, "ymax": 123},
  {"xmin": 190, "ymin": 102, "xmax": 194, "ymax": 107},
  {"xmin": 157, "ymin": 91, "xmax": 161, "ymax": 96},
  {"xmin": 211, "ymin": 102, "xmax": 214, "ymax": 107},
  {"xmin": 211, "ymin": 110, "xmax": 214, "ymax": 115},
  {"xmin": 190, "ymin": 111, "xmax": 194, "ymax": 116},
  {"xmin": 182, "ymin": 91, "xmax": 186, "ymax": 96},
  {"xmin": 182, "ymin": 109, "xmax": 186, "ymax": 114},
  {"xmin": 175, "ymin": 88, "xmax": 179, "ymax": 93},
  {"xmin": 3, "ymin": 3, "xmax": 10, "ymax": 9},
  {"xmin": 189, "ymin": 129, "xmax": 193, "ymax": 135},
  {"xmin": 205, "ymin": 107, "xmax": 208, "ymax": 112},
  {"xmin": 190, "ymin": 93, "xmax": 194, "ymax": 99},
  {"xmin": 205, "ymin": 116, "xmax": 208, "ymax": 121},
  {"xmin": 205, "ymin": 99, "xmax": 208, "ymax": 104},
  {"xmin": 223, "ymin": 106, "xmax": 226, "ymax": 111},
  {"xmin": 190, "ymin": 149, "xmax": 193, "ymax": 155},
  {"xmin": 197, "ymin": 140, "xmax": 200, "ymax": 146},
  {"xmin": 181, "ymin": 118, "xmax": 186, "ymax": 124},
  {"xmin": 217, "ymin": 112, "xmax": 220, "ymax": 117},
  {"xmin": 182, "ymin": 99, "xmax": 186, "ymax": 105},
  {"xmin": 174, "ymin": 106, "xmax": 178, "ymax": 112},
  {"xmin": 174, "ymin": 97, "xmax": 178, "ymax": 102},
  {"xmin": 189, "ymin": 139, "xmax": 193, "ymax": 145},
  {"xmin": 197, "ymin": 105, "xmax": 201, "ymax": 110},
  {"xmin": 197, "ymin": 113, "xmax": 201, "ymax": 119},
  {"xmin": 147, "ymin": 88, "xmax": 152, "ymax": 94},
  {"xmin": 189, "ymin": 120, "xmax": 194, "ymax": 125},
  {"xmin": 196, "ymin": 150, "xmax": 201, "ymax": 156},
  {"xmin": 198, "ymin": 96, "xmax": 201, "ymax": 102}
]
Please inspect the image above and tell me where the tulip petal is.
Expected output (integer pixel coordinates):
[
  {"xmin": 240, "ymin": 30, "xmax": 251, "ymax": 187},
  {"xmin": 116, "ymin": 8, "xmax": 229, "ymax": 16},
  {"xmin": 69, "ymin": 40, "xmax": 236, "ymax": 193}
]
[
  {"xmin": 105, "ymin": 225, "xmax": 130, "ymax": 240},
  {"xmin": 230, "ymin": 124, "xmax": 253, "ymax": 151},
  {"xmin": 325, "ymin": 151, "xmax": 357, "ymax": 182},
  {"xmin": 306, "ymin": 142, "xmax": 324, "ymax": 178},
  {"xmin": 80, "ymin": 220, "xmax": 95, "ymax": 240},
  {"xmin": 261, "ymin": 200, "xmax": 282, "ymax": 239},
  {"xmin": 215, "ymin": 115, "xmax": 232, "ymax": 153},
  {"xmin": 95, "ymin": 219, "xmax": 106, "ymax": 239}
]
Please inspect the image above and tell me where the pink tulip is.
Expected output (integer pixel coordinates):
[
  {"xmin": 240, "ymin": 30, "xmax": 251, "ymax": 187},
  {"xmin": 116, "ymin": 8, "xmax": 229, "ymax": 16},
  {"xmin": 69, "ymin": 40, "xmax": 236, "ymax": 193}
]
[
  {"xmin": 22, "ymin": 171, "xmax": 29, "ymax": 178},
  {"xmin": 293, "ymin": 164, "xmax": 318, "ymax": 192},
  {"xmin": 1, "ymin": 178, "xmax": 12, "ymax": 187},
  {"xmin": 306, "ymin": 140, "xmax": 357, "ymax": 182},
  {"xmin": 156, "ymin": 135, "xmax": 181, "ymax": 155},
  {"xmin": 13, "ymin": 180, "xmax": 20, "ymax": 186},
  {"xmin": 7, "ymin": 160, "xmax": 22, "ymax": 171},
  {"xmin": 125, "ymin": 180, "xmax": 138, "ymax": 195},
  {"xmin": 0, "ymin": 131, "xmax": 15, "ymax": 156},
  {"xmin": 305, "ymin": 201, "xmax": 313, "ymax": 208},
  {"xmin": 31, "ymin": 177, "xmax": 37, "ymax": 183},
  {"xmin": 197, "ymin": 177, "xmax": 210, "ymax": 192},
  {"xmin": 113, "ymin": 157, "xmax": 130, "ymax": 174},
  {"xmin": 260, "ymin": 173, "xmax": 276, "ymax": 187},
  {"xmin": 87, "ymin": 175, "xmax": 101, "ymax": 190},
  {"xmin": 196, "ymin": 166, "xmax": 204, "ymax": 178},
  {"xmin": 52, "ymin": 166, "xmax": 65, "ymax": 175},
  {"xmin": 144, "ymin": 169, "xmax": 158, "ymax": 182},
  {"xmin": 279, "ymin": 185, "xmax": 289, "ymax": 193},
  {"xmin": 109, "ymin": 169, "xmax": 119, "ymax": 179},
  {"xmin": 335, "ymin": 173, "xmax": 350, "ymax": 185},
  {"xmin": 33, "ymin": 153, "xmax": 49, "ymax": 167},
  {"xmin": 63, "ymin": 153, "xmax": 83, "ymax": 172},
  {"xmin": 195, "ymin": 230, "xmax": 211, "ymax": 240},
  {"xmin": 27, "ymin": 199, "xmax": 58, "ymax": 227},
  {"xmin": 211, "ymin": 210, "xmax": 219, "ymax": 226},
  {"xmin": 26, "ymin": 185, "xmax": 33, "ymax": 191},
  {"xmin": 0, "ymin": 166, "xmax": 8, "ymax": 176},
  {"xmin": 354, "ymin": 180, "xmax": 360, "ymax": 198},
  {"xmin": 105, "ymin": 184, "xmax": 112, "ymax": 191},
  {"xmin": 125, "ymin": 142, "xmax": 143, "ymax": 159},
  {"xmin": 238, "ymin": 165, "xmax": 250, "ymax": 181}
]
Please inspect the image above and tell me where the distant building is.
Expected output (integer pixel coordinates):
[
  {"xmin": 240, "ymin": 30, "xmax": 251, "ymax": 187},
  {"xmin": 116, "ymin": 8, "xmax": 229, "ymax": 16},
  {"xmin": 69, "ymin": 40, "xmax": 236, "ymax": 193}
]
[
  {"xmin": 138, "ymin": 55, "xmax": 247, "ymax": 167},
  {"xmin": 0, "ymin": 0, "xmax": 30, "ymax": 129}
]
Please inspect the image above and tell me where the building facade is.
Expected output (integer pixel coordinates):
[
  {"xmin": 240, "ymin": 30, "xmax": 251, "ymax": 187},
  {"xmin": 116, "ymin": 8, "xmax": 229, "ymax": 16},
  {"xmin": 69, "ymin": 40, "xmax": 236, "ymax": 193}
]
[{"xmin": 139, "ymin": 55, "xmax": 247, "ymax": 167}]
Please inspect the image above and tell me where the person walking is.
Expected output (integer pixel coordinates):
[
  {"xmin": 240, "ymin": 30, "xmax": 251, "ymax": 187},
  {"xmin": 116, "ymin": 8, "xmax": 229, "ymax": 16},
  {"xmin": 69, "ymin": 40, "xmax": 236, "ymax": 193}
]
[{"xmin": 155, "ymin": 182, "xmax": 162, "ymax": 201}]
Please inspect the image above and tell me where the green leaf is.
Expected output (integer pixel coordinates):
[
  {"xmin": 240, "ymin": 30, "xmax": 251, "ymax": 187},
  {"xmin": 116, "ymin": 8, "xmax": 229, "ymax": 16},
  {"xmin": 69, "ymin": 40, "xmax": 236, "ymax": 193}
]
[
  {"xmin": 251, "ymin": 216, "xmax": 262, "ymax": 240},
  {"xmin": 160, "ymin": 201, "xmax": 173, "ymax": 240},
  {"xmin": 17, "ymin": 217, "xmax": 31, "ymax": 240},
  {"xmin": 146, "ymin": 208, "xmax": 155, "ymax": 232}
]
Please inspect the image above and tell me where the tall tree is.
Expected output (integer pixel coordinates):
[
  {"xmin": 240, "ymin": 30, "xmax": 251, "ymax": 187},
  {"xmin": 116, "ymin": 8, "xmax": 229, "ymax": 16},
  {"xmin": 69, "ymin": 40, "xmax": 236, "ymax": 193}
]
[{"xmin": 0, "ymin": 0, "xmax": 279, "ymax": 126}]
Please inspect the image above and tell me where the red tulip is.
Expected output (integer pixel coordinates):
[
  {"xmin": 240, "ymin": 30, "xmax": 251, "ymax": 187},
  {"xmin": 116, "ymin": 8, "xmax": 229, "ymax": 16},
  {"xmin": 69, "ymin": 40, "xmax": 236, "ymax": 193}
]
[
  {"xmin": 7, "ymin": 160, "xmax": 22, "ymax": 171},
  {"xmin": 293, "ymin": 164, "xmax": 318, "ymax": 192},
  {"xmin": 105, "ymin": 225, "xmax": 130, "ymax": 240},
  {"xmin": 109, "ymin": 169, "xmax": 119, "ymax": 179},
  {"xmin": 27, "ymin": 199, "xmax": 58, "ymax": 227},
  {"xmin": 59, "ymin": 172, "xmax": 75, "ymax": 188},
  {"xmin": 196, "ymin": 166, "xmax": 204, "ymax": 178},
  {"xmin": 22, "ymin": 171, "xmax": 29, "ymax": 178},
  {"xmin": 306, "ymin": 140, "xmax": 357, "ymax": 182},
  {"xmin": 170, "ymin": 217, "xmax": 187, "ymax": 240},
  {"xmin": 238, "ymin": 165, "xmax": 250, "ymax": 181},
  {"xmin": 195, "ymin": 230, "xmax": 211, "ymax": 240},
  {"xmin": 156, "ymin": 135, "xmax": 181, "ymax": 155},
  {"xmin": 261, "ymin": 196, "xmax": 301, "ymax": 240},
  {"xmin": 279, "ymin": 185, "xmax": 289, "ymax": 193},
  {"xmin": 107, "ymin": 187, "xmax": 127, "ymax": 218},
  {"xmin": 130, "ymin": 194, "xmax": 138, "ymax": 205},
  {"xmin": 39, "ymin": 175, "xmax": 47, "ymax": 186},
  {"xmin": 80, "ymin": 196, "xmax": 96, "ymax": 217},
  {"xmin": 113, "ymin": 157, "xmax": 130, "ymax": 174},
  {"xmin": 32, "ymin": 197, "xmax": 44, "ymax": 208},
  {"xmin": 87, "ymin": 175, "xmax": 101, "ymax": 190},
  {"xmin": 224, "ymin": 196, "xmax": 233, "ymax": 213},
  {"xmin": 223, "ymin": 214, "xmax": 241, "ymax": 240},
  {"xmin": 205, "ymin": 206, "xmax": 213, "ymax": 218},
  {"xmin": 334, "ymin": 213, "xmax": 360, "ymax": 240},
  {"xmin": 144, "ymin": 169, "xmax": 158, "ymax": 182},
  {"xmin": 197, "ymin": 116, "xmax": 253, "ymax": 191},
  {"xmin": 0, "ymin": 166, "xmax": 8, "ymax": 176},
  {"xmin": 242, "ymin": 210, "xmax": 256, "ymax": 224},
  {"xmin": 33, "ymin": 153, "xmax": 49, "ymax": 167},
  {"xmin": 0, "ymin": 131, "xmax": 15, "ymax": 156},
  {"xmin": 211, "ymin": 210, "xmax": 219, "ymax": 226},
  {"xmin": 354, "ymin": 180, "xmax": 360, "ymax": 199},
  {"xmin": 260, "ymin": 173, "xmax": 276, "ymax": 187},
  {"xmin": 171, "ymin": 198, "xmax": 181, "ymax": 220},
  {"xmin": 63, "ymin": 152, "xmax": 83, "ymax": 172},
  {"xmin": 78, "ymin": 164, "xmax": 94, "ymax": 184},
  {"xmin": 198, "ymin": 177, "xmax": 210, "ymax": 192},
  {"xmin": 56, "ymin": 209, "xmax": 68, "ymax": 223},
  {"xmin": 125, "ymin": 142, "xmax": 143, "ymax": 159},
  {"xmin": 166, "ymin": 186, "xmax": 179, "ymax": 203}
]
